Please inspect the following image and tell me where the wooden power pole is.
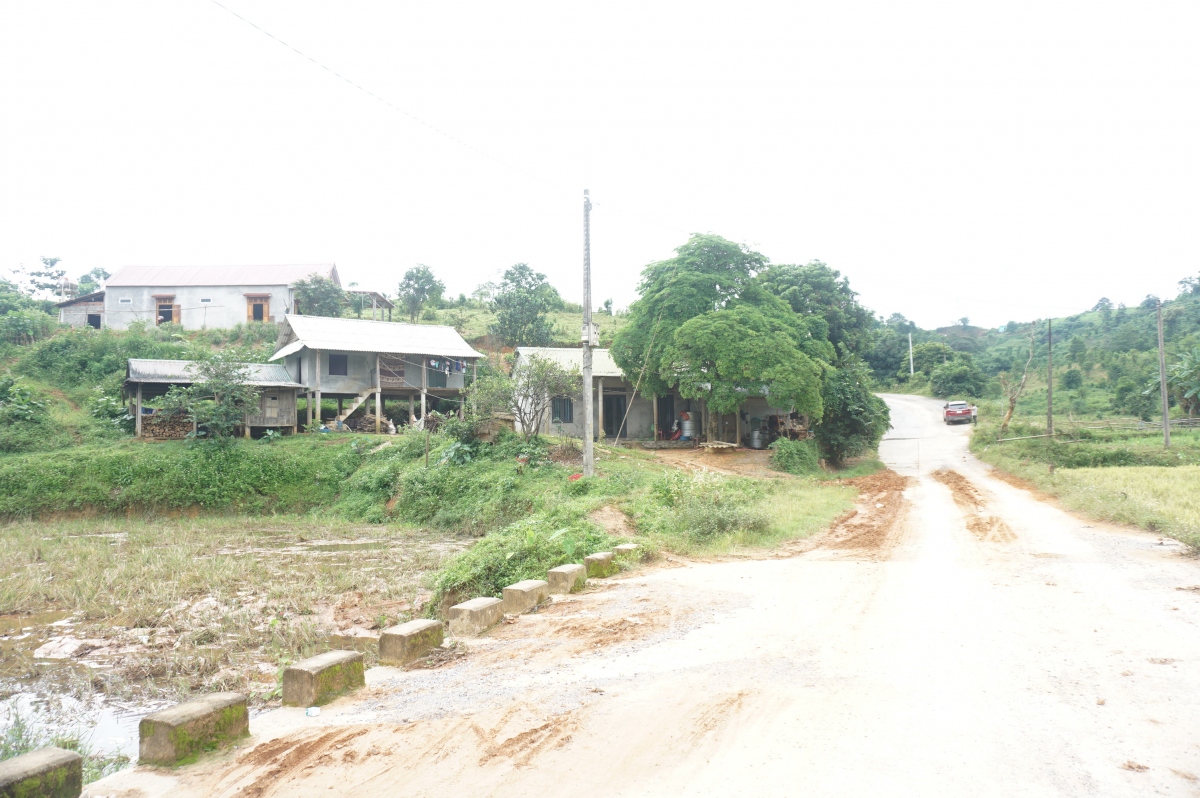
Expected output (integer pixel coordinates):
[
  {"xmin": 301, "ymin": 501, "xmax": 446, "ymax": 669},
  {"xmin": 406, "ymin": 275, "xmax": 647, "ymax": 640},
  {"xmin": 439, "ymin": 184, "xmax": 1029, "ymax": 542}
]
[
  {"xmin": 1046, "ymin": 319, "xmax": 1053, "ymax": 436},
  {"xmin": 582, "ymin": 189, "xmax": 595, "ymax": 477},
  {"xmin": 1157, "ymin": 300, "xmax": 1171, "ymax": 448}
]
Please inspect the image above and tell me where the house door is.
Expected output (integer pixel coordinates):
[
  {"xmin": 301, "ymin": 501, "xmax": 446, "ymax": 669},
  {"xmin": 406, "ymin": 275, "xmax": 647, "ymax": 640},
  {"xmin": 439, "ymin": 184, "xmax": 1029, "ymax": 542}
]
[
  {"xmin": 657, "ymin": 395, "xmax": 675, "ymax": 439},
  {"xmin": 86, "ymin": 314, "xmax": 101, "ymax": 329},
  {"xmin": 603, "ymin": 394, "xmax": 627, "ymax": 438}
]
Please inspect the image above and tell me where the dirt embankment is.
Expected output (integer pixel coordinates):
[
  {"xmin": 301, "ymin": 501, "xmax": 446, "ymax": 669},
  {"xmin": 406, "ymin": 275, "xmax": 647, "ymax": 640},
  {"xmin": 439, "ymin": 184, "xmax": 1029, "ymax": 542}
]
[{"xmin": 931, "ymin": 468, "xmax": 1016, "ymax": 542}]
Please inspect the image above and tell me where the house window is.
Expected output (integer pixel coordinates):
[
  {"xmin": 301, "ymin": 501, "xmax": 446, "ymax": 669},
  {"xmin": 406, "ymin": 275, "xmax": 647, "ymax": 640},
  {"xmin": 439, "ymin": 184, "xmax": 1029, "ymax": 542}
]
[
  {"xmin": 328, "ymin": 354, "xmax": 348, "ymax": 376},
  {"xmin": 157, "ymin": 304, "xmax": 174, "ymax": 324},
  {"xmin": 552, "ymin": 397, "xmax": 574, "ymax": 424},
  {"xmin": 118, "ymin": 298, "xmax": 132, "ymax": 304},
  {"xmin": 200, "ymin": 298, "xmax": 212, "ymax": 303}
]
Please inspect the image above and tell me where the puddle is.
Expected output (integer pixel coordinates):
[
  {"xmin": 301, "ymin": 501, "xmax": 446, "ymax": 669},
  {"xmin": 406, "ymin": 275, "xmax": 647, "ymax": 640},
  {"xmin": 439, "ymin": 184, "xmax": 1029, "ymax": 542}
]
[
  {"xmin": 305, "ymin": 540, "xmax": 391, "ymax": 553},
  {"xmin": 1, "ymin": 692, "xmax": 163, "ymax": 763},
  {"xmin": 0, "ymin": 611, "xmax": 76, "ymax": 679}
]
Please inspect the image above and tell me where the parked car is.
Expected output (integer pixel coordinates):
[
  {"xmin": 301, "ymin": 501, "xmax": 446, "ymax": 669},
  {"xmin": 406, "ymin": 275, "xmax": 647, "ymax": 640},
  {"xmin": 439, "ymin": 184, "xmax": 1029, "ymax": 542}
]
[{"xmin": 943, "ymin": 401, "xmax": 973, "ymax": 424}]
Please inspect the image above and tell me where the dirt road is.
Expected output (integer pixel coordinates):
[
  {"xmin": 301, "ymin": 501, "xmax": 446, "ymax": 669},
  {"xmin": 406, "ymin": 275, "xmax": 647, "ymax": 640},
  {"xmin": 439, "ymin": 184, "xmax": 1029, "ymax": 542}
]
[{"xmin": 90, "ymin": 395, "xmax": 1200, "ymax": 797}]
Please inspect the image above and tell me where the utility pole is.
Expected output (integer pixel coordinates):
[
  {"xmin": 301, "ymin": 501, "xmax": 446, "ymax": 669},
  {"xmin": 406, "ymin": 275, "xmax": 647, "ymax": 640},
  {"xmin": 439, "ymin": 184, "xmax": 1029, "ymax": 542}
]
[
  {"xmin": 582, "ymin": 190, "xmax": 595, "ymax": 477},
  {"xmin": 908, "ymin": 332, "xmax": 914, "ymax": 376},
  {"xmin": 1046, "ymin": 319, "xmax": 1053, "ymax": 436},
  {"xmin": 1157, "ymin": 300, "xmax": 1171, "ymax": 448}
]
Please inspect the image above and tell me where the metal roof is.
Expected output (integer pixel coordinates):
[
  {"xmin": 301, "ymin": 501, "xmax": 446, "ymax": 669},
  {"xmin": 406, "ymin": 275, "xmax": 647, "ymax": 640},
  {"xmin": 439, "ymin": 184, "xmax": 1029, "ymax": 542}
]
[
  {"xmin": 514, "ymin": 347, "xmax": 624, "ymax": 378},
  {"xmin": 126, "ymin": 359, "xmax": 302, "ymax": 388},
  {"xmin": 346, "ymin": 290, "xmax": 395, "ymax": 309},
  {"xmin": 269, "ymin": 315, "xmax": 482, "ymax": 361},
  {"xmin": 106, "ymin": 264, "xmax": 340, "ymax": 288},
  {"xmin": 55, "ymin": 290, "xmax": 105, "ymax": 307}
]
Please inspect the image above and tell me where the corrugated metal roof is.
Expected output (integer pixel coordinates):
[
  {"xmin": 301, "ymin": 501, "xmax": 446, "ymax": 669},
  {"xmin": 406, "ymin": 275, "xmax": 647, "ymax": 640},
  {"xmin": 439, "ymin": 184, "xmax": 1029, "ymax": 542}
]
[
  {"xmin": 106, "ymin": 264, "xmax": 339, "ymax": 288},
  {"xmin": 514, "ymin": 347, "xmax": 625, "ymax": 378},
  {"xmin": 126, "ymin": 359, "xmax": 302, "ymax": 387},
  {"xmin": 55, "ymin": 290, "xmax": 105, "ymax": 307},
  {"xmin": 269, "ymin": 315, "xmax": 482, "ymax": 361}
]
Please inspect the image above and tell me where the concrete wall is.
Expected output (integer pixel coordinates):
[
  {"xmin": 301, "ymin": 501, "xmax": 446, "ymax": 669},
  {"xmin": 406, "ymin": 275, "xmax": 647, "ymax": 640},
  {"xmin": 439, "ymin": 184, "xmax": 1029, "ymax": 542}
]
[
  {"xmin": 285, "ymin": 350, "xmax": 466, "ymax": 396},
  {"xmin": 104, "ymin": 284, "xmax": 295, "ymax": 330},
  {"xmin": 59, "ymin": 301, "xmax": 104, "ymax": 328}
]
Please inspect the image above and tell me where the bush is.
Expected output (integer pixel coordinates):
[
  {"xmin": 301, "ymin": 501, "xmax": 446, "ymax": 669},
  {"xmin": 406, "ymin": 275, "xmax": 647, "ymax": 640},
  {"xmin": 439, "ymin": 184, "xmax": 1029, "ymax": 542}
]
[
  {"xmin": 0, "ymin": 309, "xmax": 56, "ymax": 345},
  {"xmin": 769, "ymin": 438, "xmax": 821, "ymax": 475},
  {"xmin": 1061, "ymin": 369, "xmax": 1083, "ymax": 390},
  {"xmin": 930, "ymin": 358, "xmax": 986, "ymax": 397},
  {"xmin": 430, "ymin": 518, "xmax": 610, "ymax": 609},
  {"xmin": 814, "ymin": 361, "xmax": 891, "ymax": 466}
]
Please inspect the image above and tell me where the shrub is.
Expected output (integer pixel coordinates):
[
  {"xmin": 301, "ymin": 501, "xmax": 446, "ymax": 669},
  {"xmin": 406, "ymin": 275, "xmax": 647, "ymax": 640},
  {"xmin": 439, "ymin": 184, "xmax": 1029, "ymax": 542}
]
[
  {"xmin": 1061, "ymin": 369, "xmax": 1083, "ymax": 390},
  {"xmin": 769, "ymin": 438, "xmax": 821, "ymax": 475},
  {"xmin": 930, "ymin": 358, "xmax": 986, "ymax": 397},
  {"xmin": 814, "ymin": 361, "xmax": 891, "ymax": 466}
]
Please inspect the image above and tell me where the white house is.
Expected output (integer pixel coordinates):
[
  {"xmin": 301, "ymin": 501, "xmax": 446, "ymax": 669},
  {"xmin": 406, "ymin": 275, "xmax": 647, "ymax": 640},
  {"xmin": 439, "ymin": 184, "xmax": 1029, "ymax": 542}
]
[{"xmin": 101, "ymin": 264, "xmax": 340, "ymax": 330}]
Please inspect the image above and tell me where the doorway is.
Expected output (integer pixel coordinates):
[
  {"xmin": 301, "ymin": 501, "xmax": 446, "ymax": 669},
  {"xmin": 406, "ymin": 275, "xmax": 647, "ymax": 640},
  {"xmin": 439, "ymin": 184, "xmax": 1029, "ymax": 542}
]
[
  {"xmin": 656, "ymin": 395, "xmax": 675, "ymax": 439},
  {"xmin": 603, "ymin": 394, "xmax": 627, "ymax": 438},
  {"xmin": 86, "ymin": 314, "xmax": 101, "ymax": 329}
]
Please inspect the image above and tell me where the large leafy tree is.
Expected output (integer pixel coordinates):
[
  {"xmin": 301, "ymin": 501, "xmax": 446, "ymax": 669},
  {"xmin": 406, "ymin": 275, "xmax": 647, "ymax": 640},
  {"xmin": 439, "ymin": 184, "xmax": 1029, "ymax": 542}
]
[
  {"xmin": 663, "ymin": 303, "xmax": 824, "ymax": 440},
  {"xmin": 488, "ymin": 264, "xmax": 562, "ymax": 346},
  {"xmin": 77, "ymin": 267, "xmax": 110, "ymax": 296},
  {"xmin": 292, "ymin": 275, "xmax": 347, "ymax": 318},
  {"xmin": 814, "ymin": 360, "xmax": 890, "ymax": 466},
  {"xmin": 398, "ymin": 265, "xmax": 446, "ymax": 323},
  {"xmin": 611, "ymin": 234, "xmax": 770, "ymax": 396},
  {"xmin": 757, "ymin": 261, "xmax": 875, "ymax": 359}
]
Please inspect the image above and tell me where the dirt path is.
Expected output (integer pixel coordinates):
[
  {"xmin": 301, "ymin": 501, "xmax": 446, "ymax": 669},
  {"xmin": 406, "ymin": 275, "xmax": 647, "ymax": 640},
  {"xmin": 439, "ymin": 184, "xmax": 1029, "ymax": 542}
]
[{"xmin": 88, "ymin": 395, "xmax": 1200, "ymax": 796}]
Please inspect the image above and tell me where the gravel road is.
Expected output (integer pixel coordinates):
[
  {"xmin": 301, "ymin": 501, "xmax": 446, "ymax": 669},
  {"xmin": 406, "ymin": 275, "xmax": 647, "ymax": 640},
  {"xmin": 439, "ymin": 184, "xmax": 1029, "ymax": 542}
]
[{"xmin": 88, "ymin": 394, "xmax": 1200, "ymax": 797}]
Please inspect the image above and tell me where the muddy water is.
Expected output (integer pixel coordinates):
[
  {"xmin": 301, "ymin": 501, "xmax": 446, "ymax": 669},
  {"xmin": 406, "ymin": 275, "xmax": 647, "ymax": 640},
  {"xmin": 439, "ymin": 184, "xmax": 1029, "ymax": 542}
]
[{"xmin": 0, "ymin": 611, "xmax": 73, "ymax": 679}]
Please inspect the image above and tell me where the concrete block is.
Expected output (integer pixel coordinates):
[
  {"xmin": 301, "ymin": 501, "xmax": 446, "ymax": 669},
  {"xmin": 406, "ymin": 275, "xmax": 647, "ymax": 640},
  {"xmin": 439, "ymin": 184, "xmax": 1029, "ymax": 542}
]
[
  {"xmin": 584, "ymin": 551, "xmax": 617, "ymax": 578},
  {"xmin": 501, "ymin": 579, "xmax": 550, "ymax": 614},
  {"xmin": 138, "ymin": 692, "xmax": 248, "ymax": 766},
  {"xmin": 613, "ymin": 543, "xmax": 640, "ymax": 557},
  {"xmin": 282, "ymin": 651, "xmax": 364, "ymax": 707},
  {"xmin": 447, "ymin": 597, "xmax": 503, "ymax": 637},
  {"xmin": 0, "ymin": 747, "xmax": 82, "ymax": 798},
  {"xmin": 547, "ymin": 564, "xmax": 587, "ymax": 594},
  {"xmin": 379, "ymin": 619, "xmax": 444, "ymax": 666}
]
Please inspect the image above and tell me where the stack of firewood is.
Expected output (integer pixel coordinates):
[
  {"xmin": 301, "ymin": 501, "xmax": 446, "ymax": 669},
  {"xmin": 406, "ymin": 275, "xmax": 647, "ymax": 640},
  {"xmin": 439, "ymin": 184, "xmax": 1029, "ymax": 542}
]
[
  {"xmin": 345, "ymin": 413, "xmax": 395, "ymax": 433},
  {"xmin": 141, "ymin": 413, "xmax": 193, "ymax": 439}
]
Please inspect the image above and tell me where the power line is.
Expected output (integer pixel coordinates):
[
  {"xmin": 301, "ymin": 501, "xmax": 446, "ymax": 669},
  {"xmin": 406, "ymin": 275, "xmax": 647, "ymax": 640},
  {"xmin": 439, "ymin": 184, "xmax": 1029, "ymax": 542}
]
[{"xmin": 204, "ymin": 0, "xmax": 550, "ymax": 187}]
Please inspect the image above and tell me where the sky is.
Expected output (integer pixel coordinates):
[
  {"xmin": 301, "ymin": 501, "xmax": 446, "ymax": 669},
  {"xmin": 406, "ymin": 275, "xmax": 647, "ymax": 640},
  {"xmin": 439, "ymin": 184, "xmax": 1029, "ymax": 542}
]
[{"xmin": 1, "ymin": 1, "xmax": 1197, "ymax": 329}]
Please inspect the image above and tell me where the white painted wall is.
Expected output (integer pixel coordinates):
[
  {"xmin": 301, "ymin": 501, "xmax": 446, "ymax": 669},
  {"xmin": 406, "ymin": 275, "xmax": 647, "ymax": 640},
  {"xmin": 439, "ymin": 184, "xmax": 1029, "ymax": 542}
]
[{"xmin": 103, "ymin": 284, "xmax": 295, "ymax": 330}]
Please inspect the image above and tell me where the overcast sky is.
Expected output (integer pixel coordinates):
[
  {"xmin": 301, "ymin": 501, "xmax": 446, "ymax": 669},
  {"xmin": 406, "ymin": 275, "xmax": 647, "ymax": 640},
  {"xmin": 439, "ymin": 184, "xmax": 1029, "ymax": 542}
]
[{"xmin": 2, "ymin": 2, "xmax": 1197, "ymax": 329}]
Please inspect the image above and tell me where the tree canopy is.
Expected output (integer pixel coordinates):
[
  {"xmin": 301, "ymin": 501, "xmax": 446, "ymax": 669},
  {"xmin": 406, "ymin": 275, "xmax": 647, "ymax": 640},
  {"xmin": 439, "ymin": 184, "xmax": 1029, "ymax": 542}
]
[
  {"xmin": 398, "ymin": 265, "xmax": 446, "ymax": 323},
  {"xmin": 757, "ymin": 261, "xmax": 875, "ymax": 359},
  {"xmin": 488, "ymin": 264, "xmax": 561, "ymax": 346},
  {"xmin": 292, "ymin": 275, "xmax": 346, "ymax": 318}
]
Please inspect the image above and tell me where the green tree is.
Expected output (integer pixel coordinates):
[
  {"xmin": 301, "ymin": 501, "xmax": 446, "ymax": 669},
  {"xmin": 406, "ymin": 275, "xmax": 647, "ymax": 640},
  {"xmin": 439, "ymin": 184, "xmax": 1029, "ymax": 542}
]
[
  {"xmin": 292, "ymin": 275, "xmax": 346, "ymax": 318},
  {"xmin": 958, "ymin": 317, "xmax": 970, "ymax": 328},
  {"xmin": 76, "ymin": 267, "xmax": 110, "ymax": 296},
  {"xmin": 488, "ymin": 264, "xmax": 561, "ymax": 346},
  {"xmin": 1067, "ymin": 335, "xmax": 1087, "ymax": 365},
  {"xmin": 814, "ymin": 360, "xmax": 890, "ymax": 466},
  {"xmin": 398, "ymin": 265, "xmax": 446, "ymax": 323},
  {"xmin": 910, "ymin": 341, "xmax": 957, "ymax": 376},
  {"xmin": 1167, "ymin": 347, "xmax": 1200, "ymax": 417},
  {"xmin": 662, "ymin": 304, "xmax": 824, "ymax": 441},
  {"xmin": 611, "ymin": 234, "xmax": 770, "ymax": 396},
  {"xmin": 1061, "ymin": 369, "xmax": 1083, "ymax": 390},
  {"xmin": 757, "ymin": 261, "xmax": 875, "ymax": 358},
  {"xmin": 930, "ymin": 358, "xmax": 986, "ymax": 397},
  {"xmin": 161, "ymin": 349, "xmax": 262, "ymax": 439},
  {"xmin": 470, "ymin": 353, "xmax": 579, "ymax": 441}
]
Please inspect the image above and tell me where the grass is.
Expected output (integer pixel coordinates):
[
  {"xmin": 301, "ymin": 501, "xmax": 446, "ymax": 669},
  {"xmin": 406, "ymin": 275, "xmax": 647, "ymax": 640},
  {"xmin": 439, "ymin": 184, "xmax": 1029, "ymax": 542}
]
[
  {"xmin": 971, "ymin": 401, "xmax": 1200, "ymax": 548},
  {"xmin": 0, "ymin": 706, "xmax": 130, "ymax": 784}
]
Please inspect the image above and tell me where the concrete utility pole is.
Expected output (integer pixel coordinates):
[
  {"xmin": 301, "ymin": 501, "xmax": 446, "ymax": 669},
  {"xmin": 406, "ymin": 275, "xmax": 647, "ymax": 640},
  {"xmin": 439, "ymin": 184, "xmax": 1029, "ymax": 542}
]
[
  {"xmin": 582, "ymin": 189, "xmax": 595, "ymax": 477},
  {"xmin": 1157, "ymin": 300, "xmax": 1171, "ymax": 448},
  {"xmin": 1046, "ymin": 320, "xmax": 1053, "ymax": 436},
  {"xmin": 908, "ymin": 332, "xmax": 914, "ymax": 376}
]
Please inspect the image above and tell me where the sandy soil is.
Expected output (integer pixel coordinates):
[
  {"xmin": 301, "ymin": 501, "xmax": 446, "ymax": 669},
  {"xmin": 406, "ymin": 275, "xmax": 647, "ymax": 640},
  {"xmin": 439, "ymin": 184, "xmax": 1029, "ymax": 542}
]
[{"xmin": 87, "ymin": 395, "xmax": 1200, "ymax": 797}]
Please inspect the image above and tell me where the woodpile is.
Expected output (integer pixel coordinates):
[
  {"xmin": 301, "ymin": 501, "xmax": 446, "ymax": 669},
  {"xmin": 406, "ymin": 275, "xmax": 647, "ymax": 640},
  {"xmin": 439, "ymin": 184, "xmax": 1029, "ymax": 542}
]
[
  {"xmin": 142, "ymin": 413, "xmax": 192, "ymax": 440},
  {"xmin": 345, "ymin": 413, "xmax": 394, "ymax": 433}
]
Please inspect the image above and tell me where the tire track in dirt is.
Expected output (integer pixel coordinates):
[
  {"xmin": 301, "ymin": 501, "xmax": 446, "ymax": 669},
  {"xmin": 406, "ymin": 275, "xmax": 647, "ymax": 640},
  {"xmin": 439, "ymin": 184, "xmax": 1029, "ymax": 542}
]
[{"xmin": 931, "ymin": 468, "xmax": 1016, "ymax": 543}]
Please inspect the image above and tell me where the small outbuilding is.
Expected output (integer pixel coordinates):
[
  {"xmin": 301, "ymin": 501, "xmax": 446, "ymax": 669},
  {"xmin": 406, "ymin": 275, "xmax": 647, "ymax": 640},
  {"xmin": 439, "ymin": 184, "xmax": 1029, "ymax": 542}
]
[
  {"xmin": 56, "ymin": 291, "xmax": 106, "ymax": 329},
  {"xmin": 125, "ymin": 358, "xmax": 303, "ymax": 439}
]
